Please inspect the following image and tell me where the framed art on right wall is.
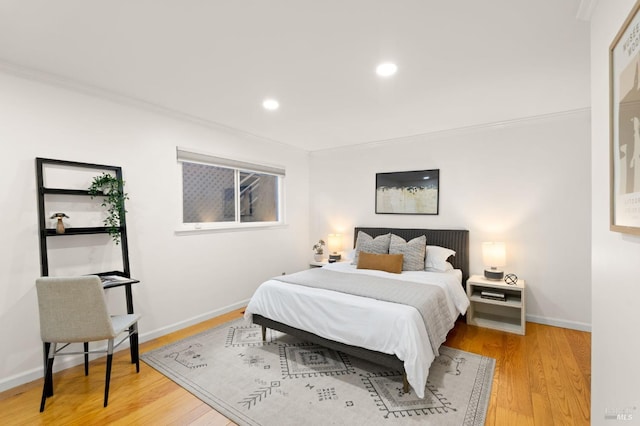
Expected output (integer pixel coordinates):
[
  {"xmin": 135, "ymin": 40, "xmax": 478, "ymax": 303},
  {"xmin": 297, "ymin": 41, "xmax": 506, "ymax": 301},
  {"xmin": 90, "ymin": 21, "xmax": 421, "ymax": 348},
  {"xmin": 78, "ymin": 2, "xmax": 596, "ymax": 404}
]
[{"xmin": 610, "ymin": 0, "xmax": 640, "ymax": 235}]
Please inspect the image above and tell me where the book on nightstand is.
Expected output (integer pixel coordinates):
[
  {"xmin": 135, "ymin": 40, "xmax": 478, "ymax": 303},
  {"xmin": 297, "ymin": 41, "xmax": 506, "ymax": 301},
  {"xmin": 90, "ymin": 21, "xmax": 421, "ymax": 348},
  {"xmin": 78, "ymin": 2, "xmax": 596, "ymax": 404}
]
[{"xmin": 480, "ymin": 290, "xmax": 506, "ymax": 301}]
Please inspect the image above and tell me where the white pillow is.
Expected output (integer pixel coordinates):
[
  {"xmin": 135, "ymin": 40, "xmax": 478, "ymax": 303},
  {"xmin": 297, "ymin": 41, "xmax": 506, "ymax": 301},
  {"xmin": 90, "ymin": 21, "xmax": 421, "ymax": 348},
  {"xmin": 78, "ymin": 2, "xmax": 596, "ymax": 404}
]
[
  {"xmin": 425, "ymin": 245, "xmax": 456, "ymax": 271},
  {"xmin": 345, "ymin": 249, "xmax": 356, "ymax": 261},
  {"xmin": 426, "ymin": 261, "xmax": 454, "ymax": 272}
]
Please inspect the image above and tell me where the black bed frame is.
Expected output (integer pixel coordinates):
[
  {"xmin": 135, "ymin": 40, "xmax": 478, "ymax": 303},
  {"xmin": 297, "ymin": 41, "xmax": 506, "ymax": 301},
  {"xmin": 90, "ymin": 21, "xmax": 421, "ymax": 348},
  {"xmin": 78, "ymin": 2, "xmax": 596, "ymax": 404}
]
[{"xmin": 252, "ymin": 227, "xmax": 469, "ymax": 392}]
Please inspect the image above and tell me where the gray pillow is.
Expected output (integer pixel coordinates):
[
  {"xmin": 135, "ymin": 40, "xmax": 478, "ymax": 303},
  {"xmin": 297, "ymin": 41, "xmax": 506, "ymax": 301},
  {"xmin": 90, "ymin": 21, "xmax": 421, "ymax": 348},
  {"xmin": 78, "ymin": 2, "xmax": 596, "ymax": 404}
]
[
  {"xmin": 389, "ymin": 234, "xmax": 427, "ymax": 271},
  {"xmin": 351, "ymin": 232, "xmax": 391, "ymax": 264}
]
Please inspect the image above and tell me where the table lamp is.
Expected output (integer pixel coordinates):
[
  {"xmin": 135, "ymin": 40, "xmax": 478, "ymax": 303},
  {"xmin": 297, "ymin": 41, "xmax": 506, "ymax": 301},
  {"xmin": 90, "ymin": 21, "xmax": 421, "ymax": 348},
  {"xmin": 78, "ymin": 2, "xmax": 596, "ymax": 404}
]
[
  {"xmin": 482, "ymin": 242, "xmax": 506, "ymax": 280},
  {"xmin": 327, "ymin": 234, "xmax": 343, "ymax": 262}
]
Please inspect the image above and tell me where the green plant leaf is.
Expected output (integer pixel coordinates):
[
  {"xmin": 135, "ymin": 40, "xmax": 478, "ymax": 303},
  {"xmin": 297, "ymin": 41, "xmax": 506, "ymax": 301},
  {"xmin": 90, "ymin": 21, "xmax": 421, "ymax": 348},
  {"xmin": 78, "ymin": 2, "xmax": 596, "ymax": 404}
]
[{"xmin": 88, "ymin": 172, "xmax": 129, "ymax": 244}]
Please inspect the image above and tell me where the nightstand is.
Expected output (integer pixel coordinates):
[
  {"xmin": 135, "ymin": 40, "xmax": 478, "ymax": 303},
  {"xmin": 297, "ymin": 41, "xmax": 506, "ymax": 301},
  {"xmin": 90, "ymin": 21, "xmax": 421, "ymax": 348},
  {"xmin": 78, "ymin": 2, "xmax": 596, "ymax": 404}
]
[
  {"xmin": 466, "ymin": 274, "xmax": 525, "ymax": 335},
  {"xmin": 310, "ymin": 259, "xmax": 346, "ymax": 268}
]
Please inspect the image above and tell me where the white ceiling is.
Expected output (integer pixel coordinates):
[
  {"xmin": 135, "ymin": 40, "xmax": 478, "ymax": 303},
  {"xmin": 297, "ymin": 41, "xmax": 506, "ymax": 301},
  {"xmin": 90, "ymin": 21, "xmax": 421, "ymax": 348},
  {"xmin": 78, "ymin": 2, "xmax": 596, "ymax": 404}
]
[{"xmin": 0, "ymin": 0, "xmax": 591, "ymax": 151}]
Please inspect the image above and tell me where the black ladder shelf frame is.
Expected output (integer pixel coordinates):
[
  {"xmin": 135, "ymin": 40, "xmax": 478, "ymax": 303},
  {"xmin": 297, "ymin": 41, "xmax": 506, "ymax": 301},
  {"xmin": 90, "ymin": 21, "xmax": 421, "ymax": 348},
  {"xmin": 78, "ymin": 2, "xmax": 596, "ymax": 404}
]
[
  {"xmin": 35, "ymin": 157, "xmax": 139, "ymax": 397},
  {"xmin": 35, "ymin": 157, "xmax": 132, "ymax": 279}
]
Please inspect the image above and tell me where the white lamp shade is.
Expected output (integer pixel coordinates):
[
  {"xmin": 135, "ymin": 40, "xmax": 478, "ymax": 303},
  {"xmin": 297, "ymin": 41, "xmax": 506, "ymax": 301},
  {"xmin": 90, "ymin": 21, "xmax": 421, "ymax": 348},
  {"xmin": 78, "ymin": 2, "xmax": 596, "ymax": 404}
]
[
  {"xmin": 327, "ymin": 234, "xmax": 343, "ymax": 254},
  {"xmin": 482, "ymin": 242, "xmax": 506, "ymax": 268}
]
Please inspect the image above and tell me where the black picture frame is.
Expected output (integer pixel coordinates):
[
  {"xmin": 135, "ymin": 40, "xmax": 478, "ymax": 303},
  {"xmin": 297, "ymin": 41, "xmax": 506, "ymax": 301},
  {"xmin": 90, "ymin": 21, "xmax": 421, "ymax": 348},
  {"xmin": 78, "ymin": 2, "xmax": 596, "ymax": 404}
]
[{"xmin": 375, "ymin": 169, "xmax": 439, "ymax": 215}]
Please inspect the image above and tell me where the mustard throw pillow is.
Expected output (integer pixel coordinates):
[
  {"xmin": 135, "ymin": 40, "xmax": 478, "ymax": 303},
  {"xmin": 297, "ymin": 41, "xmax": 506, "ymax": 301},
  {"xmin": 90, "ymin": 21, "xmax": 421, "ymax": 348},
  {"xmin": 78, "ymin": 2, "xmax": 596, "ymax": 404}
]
[{"xmin": 356, "ymin": 252, "xmax": 404, "ymax": 274}]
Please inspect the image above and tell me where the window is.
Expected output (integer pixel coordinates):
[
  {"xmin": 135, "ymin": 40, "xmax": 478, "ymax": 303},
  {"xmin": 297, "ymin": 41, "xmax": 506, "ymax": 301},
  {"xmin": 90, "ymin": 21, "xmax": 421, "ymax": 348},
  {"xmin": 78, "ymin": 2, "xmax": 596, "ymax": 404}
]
[{"xmin": 177, "ymin": 148, "xmax": 284, "ymax": 230}]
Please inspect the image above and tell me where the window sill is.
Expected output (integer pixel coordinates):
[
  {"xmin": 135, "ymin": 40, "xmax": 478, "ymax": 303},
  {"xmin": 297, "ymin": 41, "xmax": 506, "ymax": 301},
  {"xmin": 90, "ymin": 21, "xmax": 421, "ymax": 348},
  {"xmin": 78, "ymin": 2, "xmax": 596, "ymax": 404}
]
[{"xmin": 175, "ymin": 222, "xmax": 288, "ymax": 235}]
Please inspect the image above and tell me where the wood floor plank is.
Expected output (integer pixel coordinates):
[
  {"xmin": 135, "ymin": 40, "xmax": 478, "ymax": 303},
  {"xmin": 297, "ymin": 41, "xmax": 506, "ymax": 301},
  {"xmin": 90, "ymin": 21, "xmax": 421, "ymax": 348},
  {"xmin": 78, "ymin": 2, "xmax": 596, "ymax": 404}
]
[
  {"xmin": 525, "ymin": 323, "xmax": 556, "ymax": 426},
  {"xmin": 536, "ymin": 323, "xmax": 588, "ymax": 425},
  {"xmin": 552, "ymin": 327, "xmax": 591, "ymax": 425},
  {"xmin": 0, "ymin": 309, "xmax": 590, "ymax": 425},
  {"xmin": 563, "ymin": 327, "xmax": 591, "ymax": 386},
  {"xmin": 495, "ymin": 406, "xmax": 535, "ymax": 426},
  {"xmin": 501, "ymin": 333, "xmax": 534, "ymax": 418},
  {"xmin": 189, "ymin": 410, "xmax": 238, "ymax": 426},
  {"xmin": 110, "ymin": 387, "xmax": 206, "ymax": 425}
]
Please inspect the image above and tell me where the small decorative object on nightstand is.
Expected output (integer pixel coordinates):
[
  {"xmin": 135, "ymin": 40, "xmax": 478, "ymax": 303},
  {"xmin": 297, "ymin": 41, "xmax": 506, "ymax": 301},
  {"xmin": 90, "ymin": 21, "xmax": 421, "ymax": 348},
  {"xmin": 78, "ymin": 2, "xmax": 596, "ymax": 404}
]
[
  {"xmin": 466, "ymin": 274, "xmax": 525, "ymax": 335},
  {"xmin": 504, "ymin": 273, "xmax": 518, "ymax": 285}
]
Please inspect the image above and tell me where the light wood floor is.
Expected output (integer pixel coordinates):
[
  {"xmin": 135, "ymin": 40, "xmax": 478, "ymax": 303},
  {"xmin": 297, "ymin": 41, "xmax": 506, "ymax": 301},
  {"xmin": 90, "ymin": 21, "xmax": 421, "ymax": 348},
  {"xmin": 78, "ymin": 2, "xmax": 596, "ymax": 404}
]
[{"xmin": 0, "ymin": 308, "xmax": 590, "ymax": 425}]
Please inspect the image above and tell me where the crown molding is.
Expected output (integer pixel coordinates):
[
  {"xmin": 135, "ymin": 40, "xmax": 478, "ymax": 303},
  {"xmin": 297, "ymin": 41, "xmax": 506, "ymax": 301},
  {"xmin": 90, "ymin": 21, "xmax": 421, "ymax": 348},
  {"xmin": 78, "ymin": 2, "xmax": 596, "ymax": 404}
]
[
  {"xmin": 576, "ymin": 0, "xmax": 598, "ymax": 22},
  {"xmin": 0, "ymin": 59, "xmax": 306, "ymax": 153},
  {"xmin": 311, "ymin": 108, "xmax": 591, "ymax": 154}
]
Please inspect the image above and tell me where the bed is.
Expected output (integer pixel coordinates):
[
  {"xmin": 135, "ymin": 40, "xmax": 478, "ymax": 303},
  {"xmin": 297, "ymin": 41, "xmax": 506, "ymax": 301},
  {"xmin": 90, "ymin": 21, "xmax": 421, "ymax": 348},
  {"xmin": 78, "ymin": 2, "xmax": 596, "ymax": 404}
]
[{"xmin": 244, "ymin": 227, "xmax": 469, "ymax": 398}]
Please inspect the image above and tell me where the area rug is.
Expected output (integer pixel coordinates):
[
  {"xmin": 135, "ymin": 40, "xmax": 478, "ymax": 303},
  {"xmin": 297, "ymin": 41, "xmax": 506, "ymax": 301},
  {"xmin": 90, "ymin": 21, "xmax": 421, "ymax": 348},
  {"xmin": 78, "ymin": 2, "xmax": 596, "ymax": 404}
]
[{"xmin": 141, "ymin": 318, "xmax": 494, "ymax": 425}]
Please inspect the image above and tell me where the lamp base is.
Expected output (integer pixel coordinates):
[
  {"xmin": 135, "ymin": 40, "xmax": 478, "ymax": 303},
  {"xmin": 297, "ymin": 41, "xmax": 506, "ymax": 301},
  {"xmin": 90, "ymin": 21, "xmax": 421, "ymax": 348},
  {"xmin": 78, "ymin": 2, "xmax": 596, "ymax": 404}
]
[
  {"xmin": 484, "ymin": 269, "xmax": 504, "ymax": 280},
  {"xmin": 329, "ymin": 254, "xmax": 341, "ymax": 263}
]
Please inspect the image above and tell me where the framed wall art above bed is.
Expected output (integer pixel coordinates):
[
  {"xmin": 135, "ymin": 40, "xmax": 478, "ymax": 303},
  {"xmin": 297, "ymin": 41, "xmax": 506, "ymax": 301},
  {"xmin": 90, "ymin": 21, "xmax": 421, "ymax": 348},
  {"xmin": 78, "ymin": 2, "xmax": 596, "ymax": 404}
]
[{"xmin": 375, "ymin": 169, "xmax": 439, "ymax": 215}]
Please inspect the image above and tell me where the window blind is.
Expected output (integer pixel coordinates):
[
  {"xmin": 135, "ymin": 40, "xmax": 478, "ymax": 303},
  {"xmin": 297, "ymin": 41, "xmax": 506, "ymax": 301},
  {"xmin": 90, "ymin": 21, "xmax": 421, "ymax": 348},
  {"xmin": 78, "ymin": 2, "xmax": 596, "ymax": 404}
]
[{"xmin": 176, "ymin": 147, "xmax": 285, "ymax": 176}]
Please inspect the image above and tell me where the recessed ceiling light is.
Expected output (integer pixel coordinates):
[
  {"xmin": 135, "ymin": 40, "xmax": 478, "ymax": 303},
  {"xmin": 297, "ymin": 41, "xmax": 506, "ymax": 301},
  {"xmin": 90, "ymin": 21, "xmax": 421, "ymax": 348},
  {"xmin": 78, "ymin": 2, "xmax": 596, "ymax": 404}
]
[
  {"xmin": 376, "ymin": 62, "xmax": 397, "ymax": 77},
  {"xmin": 262, "ymin": 99, "xmax": 279, "ymax": 110}
]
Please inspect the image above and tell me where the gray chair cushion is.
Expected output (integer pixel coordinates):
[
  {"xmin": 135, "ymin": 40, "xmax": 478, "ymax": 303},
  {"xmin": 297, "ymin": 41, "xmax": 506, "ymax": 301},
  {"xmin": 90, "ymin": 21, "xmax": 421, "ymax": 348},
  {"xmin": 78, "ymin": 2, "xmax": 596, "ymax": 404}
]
[{"xmin": 36, "ymin": 276, "xmax": 116, "ymax": 342}]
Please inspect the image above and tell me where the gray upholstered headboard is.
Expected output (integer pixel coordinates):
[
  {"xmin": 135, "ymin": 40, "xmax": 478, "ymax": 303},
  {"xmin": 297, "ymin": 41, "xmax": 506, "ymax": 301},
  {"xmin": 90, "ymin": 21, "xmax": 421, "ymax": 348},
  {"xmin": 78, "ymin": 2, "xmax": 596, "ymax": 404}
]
[{"xmin": 353, "ymin": 227, "xmax": 470, "ymax": 285}]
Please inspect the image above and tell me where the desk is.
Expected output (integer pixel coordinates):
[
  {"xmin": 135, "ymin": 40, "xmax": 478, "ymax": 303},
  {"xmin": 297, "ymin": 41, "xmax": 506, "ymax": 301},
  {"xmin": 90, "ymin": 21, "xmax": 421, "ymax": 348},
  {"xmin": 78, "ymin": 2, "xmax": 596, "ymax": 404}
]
[
  {"xmin": 43, "ymin": 274, "xmax": 140, "ymax": 397},
  {"xmin": 100, "ymin": 275, "xmax": 140, "ymax": 315}
]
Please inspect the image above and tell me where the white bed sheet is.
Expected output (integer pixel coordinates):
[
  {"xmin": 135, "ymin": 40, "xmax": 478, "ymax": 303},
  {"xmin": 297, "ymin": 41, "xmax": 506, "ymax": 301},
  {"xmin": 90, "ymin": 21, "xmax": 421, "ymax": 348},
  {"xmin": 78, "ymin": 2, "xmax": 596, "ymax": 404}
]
[{"xmin": 244, "ymin": 263, "xmax": 469, "ymax": 399}]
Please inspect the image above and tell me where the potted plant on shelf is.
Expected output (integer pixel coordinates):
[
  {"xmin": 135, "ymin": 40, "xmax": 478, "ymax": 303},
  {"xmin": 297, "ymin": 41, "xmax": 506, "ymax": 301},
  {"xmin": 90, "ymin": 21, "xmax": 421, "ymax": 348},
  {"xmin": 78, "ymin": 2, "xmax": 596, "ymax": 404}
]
[
  {"xmin": 312, "ymin": 239, "xmax": 325, "ymax": 262},
  {"xmin": 88, "ymin": 173, "xmax": 129, "ymax": 245}
]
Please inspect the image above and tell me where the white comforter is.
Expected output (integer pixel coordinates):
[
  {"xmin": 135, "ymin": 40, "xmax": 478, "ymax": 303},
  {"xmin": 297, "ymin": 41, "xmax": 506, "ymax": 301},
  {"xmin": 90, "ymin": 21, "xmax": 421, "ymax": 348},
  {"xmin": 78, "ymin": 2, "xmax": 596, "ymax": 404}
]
[{"xmin": 244, "ymin": 262, "xmax": 469, "ymax": 398}]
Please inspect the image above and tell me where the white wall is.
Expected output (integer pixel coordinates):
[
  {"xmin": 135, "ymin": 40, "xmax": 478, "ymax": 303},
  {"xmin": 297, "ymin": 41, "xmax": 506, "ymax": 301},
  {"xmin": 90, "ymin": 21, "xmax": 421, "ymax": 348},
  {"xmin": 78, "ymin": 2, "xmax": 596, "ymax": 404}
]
[
  {"xmin": 0, "ymin": 71, "xmax": 310, "ymax": 391},
  {"xmin": 310, "ymin": 110, "xmax": 591, "ymax": 330},
  {"xmin": 591, "ymin": 2, "xmax": 640, "ymax": 424}
]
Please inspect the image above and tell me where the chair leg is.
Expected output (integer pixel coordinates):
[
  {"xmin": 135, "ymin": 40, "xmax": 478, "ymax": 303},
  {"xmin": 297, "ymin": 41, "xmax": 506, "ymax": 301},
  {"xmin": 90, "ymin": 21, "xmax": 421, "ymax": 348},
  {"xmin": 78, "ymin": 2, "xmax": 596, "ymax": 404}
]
[
  {"xmin": 84, "ymin": 342, "xmax": 89, "ymax": 376},
  {"xmin": 132, "ymin": 334, "xmax": 140, "ymax": 373},
  {"xmin": 131, "ymin": 323, "xmax": 140, "ymax": 373},
  {"xmin": 40, "ymin": 343, "xmax": 56, "ymax": 412},
  {"xmin": 104, "ymin": 340, "xmax": 114, "ymax": 407},
  {"xmin": 43, "ymin": 342, "xmax": 54, "ymax": 397},
  {"xmin": 128, "ymin": 325, "xmax": 136, "ymax": 365}
]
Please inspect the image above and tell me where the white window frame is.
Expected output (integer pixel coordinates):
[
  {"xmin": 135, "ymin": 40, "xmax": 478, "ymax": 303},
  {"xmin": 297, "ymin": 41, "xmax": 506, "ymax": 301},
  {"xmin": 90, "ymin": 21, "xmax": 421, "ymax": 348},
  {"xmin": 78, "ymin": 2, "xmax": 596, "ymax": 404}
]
[{"xmin": 176, "ymin": 147, "xmax": 286, "ymax": 233}]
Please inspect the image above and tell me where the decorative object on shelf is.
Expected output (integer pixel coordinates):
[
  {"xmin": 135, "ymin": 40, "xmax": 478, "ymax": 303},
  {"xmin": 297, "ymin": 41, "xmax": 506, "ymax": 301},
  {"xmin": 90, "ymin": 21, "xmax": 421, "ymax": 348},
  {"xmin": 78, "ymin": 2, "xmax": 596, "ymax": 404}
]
[
  {"xmin": 327, "ymin": 233, "xmax": 343, "ymax": 262},
  {"xmin": 504, "ymin": 273, "xmax": 518, "ymax": 285},
  {"xmin": 312, "ymin": 239, "xmax": 325, "ymax": 262},
  {"xmin": 482, "ymin": 242, "xmax": 506, "ymax": 280},
  {"xmin": 88, "ymin": 172, "xmax": 129, "ymax": 244},
  {"xmin": 50, "ymin": 212, "xmax": 69, "ymax": 234},
  {"xmin": 375, "ymin": 169, "xmax": 439, "ymax": 215}
]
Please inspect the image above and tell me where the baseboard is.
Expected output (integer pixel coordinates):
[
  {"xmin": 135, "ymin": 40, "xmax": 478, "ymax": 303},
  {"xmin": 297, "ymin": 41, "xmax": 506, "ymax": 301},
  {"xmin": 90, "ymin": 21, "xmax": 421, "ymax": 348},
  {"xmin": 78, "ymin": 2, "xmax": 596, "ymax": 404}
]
[
  {"xmin": 138, "ymin": 299, "xmax": 249, "ymax": 342},
  {"xmin": 0, "ymin": 299, "xmax": 250, "ymax": 393},
  {"xmin": 526, "ymin": 314, "xmax": 591, "ymax": 332}
]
